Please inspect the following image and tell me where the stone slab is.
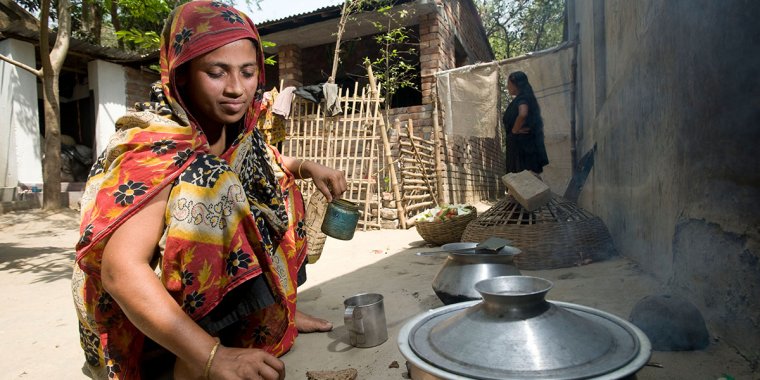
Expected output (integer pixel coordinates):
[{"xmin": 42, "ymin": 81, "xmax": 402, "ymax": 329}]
[{"xmin": 501, "ymin": 171, "xmax": 551, "ymax": 211}]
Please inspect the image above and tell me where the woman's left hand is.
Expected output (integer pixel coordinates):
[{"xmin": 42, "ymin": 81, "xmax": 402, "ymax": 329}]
[{"xmin": 304, "ymin": 161, "xmax": 347, "ymax": 202}]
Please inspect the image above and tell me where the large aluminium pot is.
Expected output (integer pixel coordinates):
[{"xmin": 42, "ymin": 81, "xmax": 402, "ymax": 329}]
[
  {"xmin": 430, "ymin": 242, "xmax": 522, "ymax": 305},
  {"xmin": 399, "ymin": 276, "xmax": 651, "ymax": 380}
]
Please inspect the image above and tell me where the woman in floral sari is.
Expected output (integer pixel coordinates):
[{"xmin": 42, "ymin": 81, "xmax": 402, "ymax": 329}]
[{"xmin": 72, "ymin": 2, "xmax": 345, "ymax": 379}]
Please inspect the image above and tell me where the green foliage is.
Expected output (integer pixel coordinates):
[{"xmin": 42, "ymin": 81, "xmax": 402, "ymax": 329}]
[
  {"xmin": 116, "ymin": 0, "xmax": 174, "ymax": 26},
  {"xmin": 476, "ymin": 0, "xmax": 565, "ymax": 59},
  {"xmin": 113, "ymin": 0, "xmax": 184, "ymax": 50},
  {"xmin": 476, "ymin": 0, "xmax": 564, "ymax": 114},
  {"xmin": 115, "ymin": 29, "xmax": 161, "ymax": 52},
  {"xmin": 17, "ymin": 0, "xmax": 265, "ymax": 54},
  {"xmin": 362, "ymin": 1, "xmax": 418, "ymax": 110},
  {"xmin": 261, "ymin": 40, "xmax": 277, "ymax": 66}
]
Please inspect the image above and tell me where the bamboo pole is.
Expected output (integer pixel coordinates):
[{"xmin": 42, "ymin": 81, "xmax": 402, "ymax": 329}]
[
  {"xmin": 405, "ymin": 201, "xmax": 434, "ymax": 211},
  {"xmin": 366, "ymin": 62, "xmax": 406, "ymax": 229},
  {"xmin": 329, "ymin": 0, "xmax": 351, "ymax": 83},
  {"xmin": 361, "ymin": 86, "xmax": 375, "ymax": 230},
  {"xmin": 432, "ymin": 87, "xmax": 446, "ymax": 205},
  {"xmin": 407, "ymin": 118, "xmax": 439, "ymax": 207},
  {"xmin": 393, "ymin": 119, "xmax": 408, "ymax": 215}
]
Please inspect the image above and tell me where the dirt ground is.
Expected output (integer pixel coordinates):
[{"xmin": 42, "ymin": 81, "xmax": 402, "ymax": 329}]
[{"xmin": 0, "ymin": 208, "xmax": 757, "ymax": 379}]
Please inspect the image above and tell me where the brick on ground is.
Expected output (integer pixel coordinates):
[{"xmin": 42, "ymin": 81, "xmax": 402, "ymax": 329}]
[{"xmin": 306, "ymin": 368, "xmax": 358, "ymax": 380}]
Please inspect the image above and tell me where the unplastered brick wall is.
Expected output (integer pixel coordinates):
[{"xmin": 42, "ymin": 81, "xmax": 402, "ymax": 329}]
[
  {"xmin": 385, "ymin": 106, "xmax": 434, "ymax": 193},
  {"xmin": 125, "ymin": 67, "xmax": 159, "ymax": 109},
  {"xmin": 388, "ymin": 105, "xmax": 434, "ymax": 138},
  {"xmin": 418, "ymin": 12, "xmax": 452, "ymax": 105},
  {"xmin": 439, "ymin": 0, "xmax": 492, "ymax": 62},
  {"xmin": 278, "ymin": 45, "xmax": 303, "ymax": 86},
  {"xmin": 442, "ymin": 134, "xmax": 505, "ymax": 204},
  {"xmin": 386, "ymin": 107, "xmax": 505, "ymax": 205},
  {"xmin": 401, "ymin": 0, "xmax": 502, "ymax": 205}
]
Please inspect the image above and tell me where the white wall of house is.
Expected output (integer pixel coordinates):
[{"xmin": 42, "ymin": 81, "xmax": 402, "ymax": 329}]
[
  {"xmin": 88, "ymin": 59, "xmax": 126, "ymax": 156},
  {"xmin": 0, "ymin": 38, "xmax": 43, "ymax": 190}
]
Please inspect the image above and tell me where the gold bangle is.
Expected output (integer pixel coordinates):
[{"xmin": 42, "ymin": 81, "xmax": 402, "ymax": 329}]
[
  {"xmin": 297, "ymin": 160, "xmax": 307, "ymax": 179},
  {"xmin": 204, "ymin": 340, "xmax": 221, "ymax": 380}
]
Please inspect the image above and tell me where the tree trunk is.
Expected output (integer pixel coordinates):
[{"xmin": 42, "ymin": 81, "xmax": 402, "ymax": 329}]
[
  {"xmin": 110, "ymin": 0, "xmax": 123, "ymax": 48},
  {"xmin": 81, "ymin": 0, "xmax": 102, "ymax": 43},
  {"xmin": 81, "ymin": 0, "xmax": 91, "ymax": 37},
  {"xmin": 39, "ymin": 0, "xmax": 71, "ymax": 210},
  {"xmin": 42, "ymin": 72, "xmax": 62, "ymax": 209},
  {"xmin": 92, "ymin": 3, "xmax": 103, "ymax": 45},
  {"xmin": 532, "ymin": 3, "xmax": 550, "ymax": 51}
]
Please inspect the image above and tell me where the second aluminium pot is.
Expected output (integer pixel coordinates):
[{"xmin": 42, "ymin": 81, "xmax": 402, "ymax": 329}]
[
  {"xmin": 431, "ymin": 242, "xmax": 522, "ymax": 304},
  {"xmin": 399, "ymin": 276, "xmax": 652, "ymax": 380}
]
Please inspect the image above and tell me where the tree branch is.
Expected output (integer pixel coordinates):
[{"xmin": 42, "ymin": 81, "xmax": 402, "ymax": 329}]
[
  {"xmin": 50, "ymin": 0, "xmax": 71, "ymax": 71},
  {"xmin": 532, "ymin": 1, "xmax": 551, "ymax": 51},
  {"xmin": 0, "ymin": 53, "xmax": 42, "ymax": 77}
]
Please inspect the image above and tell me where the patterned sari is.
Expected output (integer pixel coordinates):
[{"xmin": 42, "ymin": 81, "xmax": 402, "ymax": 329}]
[{"xmin": 71, "ymin": 2, "xmax": 307, "ymax": 379}]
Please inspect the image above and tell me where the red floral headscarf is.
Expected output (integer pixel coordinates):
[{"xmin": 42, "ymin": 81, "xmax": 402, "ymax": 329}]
[
  {"xmin": 159, "ymin": 0, "xmax": 266, "ymax": 130},
  {"xmin": 76, "ymin": 1, "xmax": 281, "ymax": 269}
]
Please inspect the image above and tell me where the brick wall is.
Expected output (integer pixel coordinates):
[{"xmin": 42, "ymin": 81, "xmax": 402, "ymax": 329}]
[
  {"xmin": 388, "ymin": 105, "xmax": 434, "ymax": 137},
  {"xmin": 441, "ymin": 134, "xmax": 504, "ymax": 204},
  {"xmin": 124, "ymin": 67, "xmax": 159, "ymax": 109},
  {"xmin": 440, "ymin": 0, "xmax": 493, "ymax": 63},
  {"xmin": 387, "ymin": 105, "xmax": 505, "ymax": 207},
  {"xmin": 414, "ymin": 0, "xmax": 502, "ymax": 206},
  {"xmin": 278, "ymin": 44, "xmax": 303, "ymax": 87},
  {"xmin": 418, "ymin": 11, "xmax": 452, "ymax": 106},
  {"xmin": 377, "ymin": 0, "xmax": 503, "ymax": 208}
]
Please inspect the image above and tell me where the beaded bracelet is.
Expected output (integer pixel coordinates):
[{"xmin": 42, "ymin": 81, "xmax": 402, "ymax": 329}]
[{"xmin": 204, "ymin": 340, "xmax": 221, "ymax": 380}]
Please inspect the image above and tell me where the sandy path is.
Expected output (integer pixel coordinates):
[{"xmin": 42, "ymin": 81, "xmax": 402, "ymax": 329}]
[{"xmin": 0, "ymin": 209, "xmax": 755, "ymax": 379}]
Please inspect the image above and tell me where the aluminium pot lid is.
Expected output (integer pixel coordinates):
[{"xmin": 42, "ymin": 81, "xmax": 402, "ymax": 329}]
[{"xmin": 399, "ymin": 276, "xmax": 651, "ymax": 380}]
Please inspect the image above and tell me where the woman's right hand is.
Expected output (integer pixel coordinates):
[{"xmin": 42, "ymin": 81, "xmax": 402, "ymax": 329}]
[
  {"xmin": 304, "ymin": 161, "xmax": 347, "ymax": 203},
  {"xmin": 194, "ymin": 346, "xmax": 285, "ymax": 380}
]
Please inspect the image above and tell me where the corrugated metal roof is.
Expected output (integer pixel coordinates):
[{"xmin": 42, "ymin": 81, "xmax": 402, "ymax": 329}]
[
  {"xmin": 256, "ymin": 2, "xmax": 345, "ymax": 25},
  {"xmin": 257, "ymin": 0, "xmax": 416, "ymax": 35}
]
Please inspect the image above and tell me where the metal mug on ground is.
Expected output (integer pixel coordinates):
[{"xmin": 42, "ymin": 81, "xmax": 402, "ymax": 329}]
[
  {"xmin": 321, "ymin": 199, "xmax": 360, "ymax": 240},
  {"xmin": 343, "ymin": 293, "xmax": 388, "ymax": 348}
]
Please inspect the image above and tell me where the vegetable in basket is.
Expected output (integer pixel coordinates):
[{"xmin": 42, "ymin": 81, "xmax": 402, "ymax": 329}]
[{"xmin": 415, "ymin": 204, "xmax": 473, "ymax": 223}]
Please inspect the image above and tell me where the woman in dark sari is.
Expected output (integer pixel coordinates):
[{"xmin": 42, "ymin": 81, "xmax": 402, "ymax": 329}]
[{"xmin": 503, "ymin": 71, "xmax": 549, "ymax": 174}]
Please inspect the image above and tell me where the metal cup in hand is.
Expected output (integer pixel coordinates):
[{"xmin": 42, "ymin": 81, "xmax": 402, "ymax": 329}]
[{"xmin": 321, "ymin": 199, "xmax": 360, "ymax": 240}]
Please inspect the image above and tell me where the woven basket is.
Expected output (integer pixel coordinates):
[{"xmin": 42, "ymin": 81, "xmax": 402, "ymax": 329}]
[
  {"xmin": 415, "ymin": 206, "xmax": 477, "ymax": 246},
  {"xmin": 304, "ymin": 191, "xmax": 328, "ymax": 264},
  {"xmin": 461, "ymin": 195, "xmax": 615, "ymax": 270}
]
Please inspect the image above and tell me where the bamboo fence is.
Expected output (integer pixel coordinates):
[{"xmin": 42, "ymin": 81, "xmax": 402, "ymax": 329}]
[
  {"xmin": 280, "ymin": 82, "xmax": 385, "ymax": 230},
  {"xmin": 395, "ymin": 118, "xmax": 439, "ymax": 226}
]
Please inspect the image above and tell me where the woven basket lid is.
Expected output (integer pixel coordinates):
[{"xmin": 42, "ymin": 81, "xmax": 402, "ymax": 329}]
[
  {"xmin": 469, "ymin": 194, "xmax": 594, "ymax": 227},
  {"xmin": 461, "ymin": 194, "xmax": 616, "ymax": 270}
]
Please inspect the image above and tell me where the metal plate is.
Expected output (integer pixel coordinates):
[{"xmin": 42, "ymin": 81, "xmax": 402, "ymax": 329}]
[{"xmin": 441, "ymin": 242, "xmax": 521, "ymax": 256}]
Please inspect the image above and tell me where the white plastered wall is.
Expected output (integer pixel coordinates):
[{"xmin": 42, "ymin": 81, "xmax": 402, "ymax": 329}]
[
  {"xmin": 88, "ymin": 59, "xmax": 126, "ymax": 155},
  {"xmin": 0, "ymin": 38, "xmax": 43, "ymax": 189}
]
